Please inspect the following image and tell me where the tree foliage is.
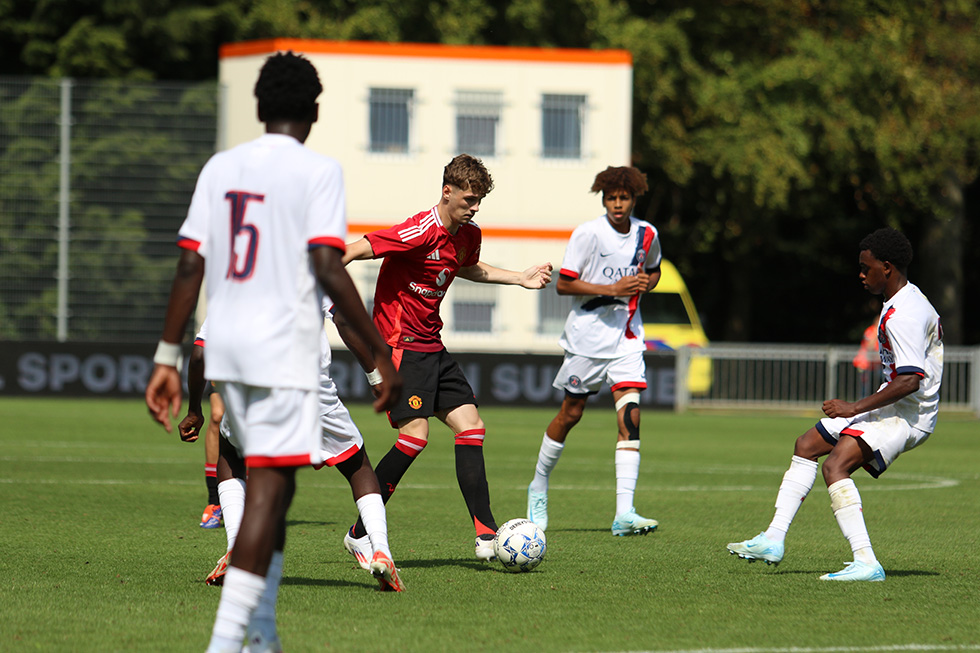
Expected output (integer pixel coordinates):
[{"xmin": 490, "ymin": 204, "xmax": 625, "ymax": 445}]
[{"xmin": 2, "ymin": 0, "xmax": 977, "ymax": 342}]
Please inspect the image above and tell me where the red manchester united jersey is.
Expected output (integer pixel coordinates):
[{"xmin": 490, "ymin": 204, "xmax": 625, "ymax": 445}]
[{"xmin": 366, "ymin": 207, "xmax": 481, "ymax": 352}]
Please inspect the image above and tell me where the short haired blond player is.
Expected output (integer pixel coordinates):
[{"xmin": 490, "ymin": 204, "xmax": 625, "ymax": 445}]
[{"xmin": 340, "ymin": 154, "xmax": 553, "ymax": 564}]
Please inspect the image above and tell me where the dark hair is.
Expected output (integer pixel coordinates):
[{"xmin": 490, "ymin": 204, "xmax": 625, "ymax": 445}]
[
  {"xmin": 443, "ymin": 154, "xmax": 494, "ymax": 197},
  {"xmin": 254, "ymin": 52, "xmax": 323, "ymax": 123},
  {"xmin": 859, "ymin": 227, "xmax": 913, "ymax": 272},
  {"xmin": 591, "ymin": 166, "xmax": 649, "ymax": 197}
]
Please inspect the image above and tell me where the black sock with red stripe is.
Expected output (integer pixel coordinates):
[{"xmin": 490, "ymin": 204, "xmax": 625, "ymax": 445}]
[{"xmin": 454, "ymin": 429, "xmax": 497, "ymax": 536}]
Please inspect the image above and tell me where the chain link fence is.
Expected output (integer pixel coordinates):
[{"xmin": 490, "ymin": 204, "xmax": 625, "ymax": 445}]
[{"xmin": 0, "ymin": 76, "xmax": 218, "ymax": 342}]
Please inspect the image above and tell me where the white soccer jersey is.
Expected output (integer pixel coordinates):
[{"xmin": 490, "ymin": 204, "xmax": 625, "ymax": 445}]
[
  {"xmin": 178, "ymin": 133, "xmax": 347, "ymax": 390},
  {"xmin": 875, "ymin": 282, "xmax": 943, "ymax": 433},
  {"xmin": 557, "ymin": 215, "xmax": 662, "ymax": 358}
]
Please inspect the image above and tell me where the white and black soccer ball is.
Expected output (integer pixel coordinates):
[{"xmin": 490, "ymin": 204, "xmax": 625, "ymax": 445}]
[{"xmin": 493, "ymin": 518, "xmax": 546, "ymax": 572}]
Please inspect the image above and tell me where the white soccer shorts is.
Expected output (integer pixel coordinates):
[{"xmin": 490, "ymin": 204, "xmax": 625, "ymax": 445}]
[
  {"xmin": 817, "ymin": 408, "xmax": 931, "ymax": 478},
  {"xmin": 552, "ymin": 351, "xmax": 647, "ymax": 394},
  {"xmin": 314, "ymin": 377, "xmax": 364, "ymax": 468},
  {"xmin": 214, "ymin": 381, "xmax": 323, "ymax": 469}
]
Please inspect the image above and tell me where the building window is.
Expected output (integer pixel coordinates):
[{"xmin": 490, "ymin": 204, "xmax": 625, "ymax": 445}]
[
  {"xmin": 451, "ymin": 280, "xmax": 497, "ymax": 333},
  {"xmin": 369, "ymin": 88, "xmax": 413, "ymax": 153},
  {"xmin": 542, "ymin": 94, "xmax": 585, "ymax": 159},
  {"xmin": 537, "ymin": 284, "xmax": 575, "ymax": 335},
  {"xmin": 455, "ymin": 90, "xmax": 502, "ymax": 157}
]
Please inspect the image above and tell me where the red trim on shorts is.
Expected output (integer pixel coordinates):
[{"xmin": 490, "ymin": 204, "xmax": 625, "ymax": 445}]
[
  {"xmin": 313, "ymin": 443, "xmax": 361, "ymax": 469},
  {"xmin": 841, "ymin": 427, "xmax": 865, "ymax": 438},
  {"xmin": 245, "ymin": 454, "xmax": 312, "ymax": 468},
  {"xmin": 394, "ymin": 434, "xmax": 428, "ymax": 457},
  {"xmin": 611, "ymin": 381, "xmax": 647, "ymax": 392},
  {"xmin": 454, "ymin": 429, "xmax": 486, "ymax": 446}
]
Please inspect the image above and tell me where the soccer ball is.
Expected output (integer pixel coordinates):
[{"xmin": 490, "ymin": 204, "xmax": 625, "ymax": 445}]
[{"xmin": 493, "ymin": 518, "xmax": 546, "ymax": 572}]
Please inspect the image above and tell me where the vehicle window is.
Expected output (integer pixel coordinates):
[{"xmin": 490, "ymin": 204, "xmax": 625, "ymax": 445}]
[{"xmin": 640, "ymin": 292, "xmax": 690, "ymax": 325}]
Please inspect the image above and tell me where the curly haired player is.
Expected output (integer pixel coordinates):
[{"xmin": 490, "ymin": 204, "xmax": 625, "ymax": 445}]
[{"xmin": 526, "ymin": 165, "xmax": 663, "ymax": 537}]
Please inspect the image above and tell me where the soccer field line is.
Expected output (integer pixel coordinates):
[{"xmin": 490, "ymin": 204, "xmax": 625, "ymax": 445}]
[{"xmin": 625, "ymin": 645, "xmax": 980, "ymax": 653}]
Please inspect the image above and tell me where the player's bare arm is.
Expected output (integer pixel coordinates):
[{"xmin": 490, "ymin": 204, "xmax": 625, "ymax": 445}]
[
  {"xmin": 458, "ymin": 261, "xmax": 553, "ymax": 288},
  {"xmin": 333, "ymin": 310, "xmax": 389, "ymax": 399},
  {"xmin": 341, "ymin": 236, "xmax": 376, "ymax": 265},
  {"xmin": 556, "ymin": 274, "xmax": 645, "ymax": 297},
  {"xmin": 822, "ymin": 373, "xmax": 921, "ymax": 419},
  {"xmin": 312, "ymin": 245, "xmax": 402, "ymax": 412},
  {"xmin": 177, "ymin": 344, "xmax": 207, "ymax": 443},
  {"xmin": 146, "ymin": 249, "xmax": 205, "ymax": 432}
]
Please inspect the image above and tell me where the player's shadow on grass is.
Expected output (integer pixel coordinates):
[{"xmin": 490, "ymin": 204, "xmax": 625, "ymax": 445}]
[
  {"xmin": 281, "ymin": 576, "xmax": 368, "ymax": 588},
  {"xmin": 398, "ymin": 557, "xmax": 497, "ymax": 571},
  {"xmin": 286, "ymin": 519, "xmax": 335, "ymax": 527},
  {"xmin": 776, "ymin": 569, "xmax": 939, "ymax": 577}
]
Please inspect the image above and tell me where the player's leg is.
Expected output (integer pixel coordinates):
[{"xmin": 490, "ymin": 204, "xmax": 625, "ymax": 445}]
[
  {"xmin": 819, "ymin": 432, "xmax": 884, "ymax": 581},
  {"xmin": 201, "ymin": 390, "xmax": 224, "ymax": 528},
  {"xmin": 348, "ymin": 349, "xmax": 436, "ymax": 540},
  {"xmin": 207, "ymin": 428, "xmax": 246, "ymax": 586},
  {"xmin": 609, "ymin": 384, "xmax": 658, "ymax": 536},
  {"xmin": 526, "ymin": 394, "xmax": 586, "ymax": 531},
  {"xmin": 439, "ymin": 402, "xmax": 499, "ymax": 560},
  {"xmin": 727, "ymin": 425, "xmax": 831, "ymax": 564}
]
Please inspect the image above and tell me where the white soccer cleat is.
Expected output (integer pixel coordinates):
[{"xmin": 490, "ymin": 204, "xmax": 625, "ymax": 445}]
[
  {"xmin": 369, "ymin": 551, "xmax": 405, "ymax": 592},
  {"xmin": 475, "ymin": 535, "xmax": 497, "ymax": 561},
  {"xmin": 343, "ymin": 528, "xmax": 372, "ymax": 571},
  {"xmin": 611, "ymin": 508, "xmax": 658, "ymax": 536},
  {"xmin": 726, "ymin": 532, "xmax": 785, "ymax": 565},
  {"xmin": 819, "ymin": 560, "xmax": 885, "ymax": 582},
  {"xmin": 526, "ymin": 486, "xmax": 549, "ymax": 531}
]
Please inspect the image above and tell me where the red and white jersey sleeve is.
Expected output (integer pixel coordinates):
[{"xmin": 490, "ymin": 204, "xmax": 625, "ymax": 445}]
[
  {"xmin": 877, "ymin": 282, "xmax": 943, "ymax": 433},
  {"xmin": 558, "ymin": 215, "xmax": 662, "ymax": 358},
  {"xmin": 193, "ymin": 318, "xmax": 208, "ymax": 347},
  {"xmin": 366, "ymin": 207, "xmax": 481, "ymax": 352},
  {"xmin": 177, "ymin": 133, "xmax": 347, "ymax": 390}
]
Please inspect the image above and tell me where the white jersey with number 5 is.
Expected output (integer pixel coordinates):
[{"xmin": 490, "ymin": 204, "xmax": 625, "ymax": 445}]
[
  {"xmin": 558, "ymin": 215, "xmax": 662, "ymax": 358},
  {"xmin": 177, "ymin": 133, "xmax": 347, "ymax": 390}
]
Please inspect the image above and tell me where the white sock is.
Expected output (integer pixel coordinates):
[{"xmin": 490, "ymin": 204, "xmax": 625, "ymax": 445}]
[
  {"xmin": 528, "ymin": 434, "xmax": 564, "ymax": 493},
  {"xmin": 764, "ymin": 455, "xmax": 818, "ymax": 542},
  {"xmin": 218, "ymin": 478, "xmax": 246, "ymax": 551},
  {"xmin": 356, "ymin": 493, "xmax": 390, "ymax": 558},
  {"xmin": 206, "ymin": 566, "xmax": 265, "ymax": 652},
  {"xmin": 251, "ymin": 551, "xmax": 283, "ymax": 623},
  {"xmin": 828, "ymin": 478, "xmax": 877, "ymax": 564},
  {"xmin": 614, "ymin": 448, "xmax": 640, "ymax": 516}
]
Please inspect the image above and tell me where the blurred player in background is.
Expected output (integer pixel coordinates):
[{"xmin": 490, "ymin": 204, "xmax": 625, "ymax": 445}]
[
  {"xmin": 340, "ymin": 154, "xmax": 552, "ymax": 563},
  {"xmin": 525, "ymin": 166, "xmax": 662, "ymax": 536},
  {"xmin": 180, "ymin": 303, "xmax": 405, "ymax": 594},
  {"xmin": 199, "ymin": 347, "xmax": 224, "ymax": 529},
  {"xmin": 145, "ymin": 52, "xmax": 399, "ymax": 652},
  {"xmin": 727, "ymin": 227, "xmax": 943, "ymax": 582}
]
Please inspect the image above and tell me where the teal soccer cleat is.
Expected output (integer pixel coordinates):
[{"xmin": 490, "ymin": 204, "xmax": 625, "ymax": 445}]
[
  {"xmin": 819, "ymin": 560, "xmax": 885, "ymax": 582},
  {"xmin": 611, "ymin": 509, "xmax": 658, "ymax": 536},
  {"xmin": 726, "ymin": 532, "xmax": 785, "ymax": 565},
  {"xmin": 527, "ymin": 487, "xmax": 549, "ymax": 531}
]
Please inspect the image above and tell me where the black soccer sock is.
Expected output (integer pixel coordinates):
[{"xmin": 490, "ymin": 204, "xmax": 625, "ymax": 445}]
[
  {"xmin": 351, "ymin": 444, "xmax": 418, "ymax": 539},
  {"xmin": 205, "ymin": 466, "xmax": 219, "ymax": 505},
  {"xmin": 454, "ymin": 439, "xmax": 496, "ymax": 536}
]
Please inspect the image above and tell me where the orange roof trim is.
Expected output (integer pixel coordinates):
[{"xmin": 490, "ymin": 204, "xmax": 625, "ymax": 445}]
[
  {"xmin": 348, "ymin": 223, "xmax": 574, "ymax": 240},
  {"xmin": 220, "ymin": 39, "xmax": 632, "ymax": 65}
]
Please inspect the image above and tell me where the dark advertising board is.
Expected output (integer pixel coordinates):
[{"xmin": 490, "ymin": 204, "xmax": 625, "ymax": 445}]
[{"xmin": 0, "ymin": 342, "xmax": 677, "ymax": 408}]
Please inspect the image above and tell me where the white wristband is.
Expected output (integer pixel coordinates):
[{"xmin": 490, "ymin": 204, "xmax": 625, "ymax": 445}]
[
  {"xmin": 365, "ymin": 368, "xmax": 383, "ymax": 386},
  {"xmin": 153, "ymin": 340, "xmax": 182, "ymax": 367}
]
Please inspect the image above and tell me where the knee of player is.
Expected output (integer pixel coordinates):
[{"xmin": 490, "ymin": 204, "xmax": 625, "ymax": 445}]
[{"xmin": 615, "ymin": 392, "xmax": 641, "ymax": 438}]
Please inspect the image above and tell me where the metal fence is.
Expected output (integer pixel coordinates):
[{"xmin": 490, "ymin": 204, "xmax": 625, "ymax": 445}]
[
  {"xmin": 0, "ymin": 76, "xmax": 218, "ymax": 342},
  {"xmin": 674, "ymin": 344, "xmax": 980, "ymax": 415}
]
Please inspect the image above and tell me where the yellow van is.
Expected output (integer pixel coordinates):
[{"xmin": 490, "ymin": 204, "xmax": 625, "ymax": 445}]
[{"xmin": 640, "ymin": 259, "xmax": 712, "ymax": 394}]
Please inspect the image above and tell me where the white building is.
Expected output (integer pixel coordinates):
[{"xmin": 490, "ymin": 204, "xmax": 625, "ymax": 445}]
[{"xmin": 218, "ymin": 38, "xmax": 634, "ymax": 352}]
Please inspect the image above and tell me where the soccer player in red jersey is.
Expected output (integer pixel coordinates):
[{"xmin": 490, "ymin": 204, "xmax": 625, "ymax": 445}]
[{"xmin": 341, "ymin": 154, "xmax": 553, "ymax": 561}]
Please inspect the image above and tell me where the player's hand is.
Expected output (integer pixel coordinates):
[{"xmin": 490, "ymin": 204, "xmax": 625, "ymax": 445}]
[
  {"xmin": 610, "ymin": 275, "xmax": 644, "ymax": 296},
  {"xmin": 145, "ymin": 364, "xmax": 182, "ymax": 433},
  {"xmin": 636, "ymin": 272, "xmax": 654, "ymax": 293},
  {"xmin": 520, "ymin": 262, "xmax": 553, "ymax": 289},
  {"xmin": 178, "ymin": 410, "xmax": 204, "ymax": 443},
  {"xmin": 822, "ymin": 399, "xmax": 857, "ymax": 419},
  {"xmin": 371, "ymin": 357, "xmax": 403, "ymax": 413}
]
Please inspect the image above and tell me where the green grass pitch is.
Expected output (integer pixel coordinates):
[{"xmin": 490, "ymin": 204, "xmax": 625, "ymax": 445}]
[{"xmin": 1, "ymin": 398, "xmax": 978, "ymax": 651}]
